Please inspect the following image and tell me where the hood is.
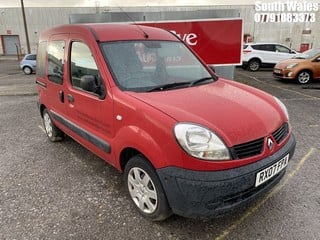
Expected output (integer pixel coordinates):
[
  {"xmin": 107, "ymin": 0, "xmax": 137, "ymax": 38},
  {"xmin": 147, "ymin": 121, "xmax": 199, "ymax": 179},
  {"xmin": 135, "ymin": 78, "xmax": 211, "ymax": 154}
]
[
  {"xmin": 275, "ymin": 58, "xmax": 305, "ymax": 68},
  {"xmin": 128, "ymin": 79, "xmax": 285, "ymax": 147}
]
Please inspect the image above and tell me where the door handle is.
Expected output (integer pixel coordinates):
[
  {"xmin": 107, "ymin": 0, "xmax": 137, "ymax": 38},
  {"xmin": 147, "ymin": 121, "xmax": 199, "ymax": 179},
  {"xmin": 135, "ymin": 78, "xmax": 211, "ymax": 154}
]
[
  {"xmin": 67, "ymin": 94, "xmax": 74, "ymax": 103},
  {"xmin": 59, "ymin": 90, "xmax": 64, "ymax": 103}
]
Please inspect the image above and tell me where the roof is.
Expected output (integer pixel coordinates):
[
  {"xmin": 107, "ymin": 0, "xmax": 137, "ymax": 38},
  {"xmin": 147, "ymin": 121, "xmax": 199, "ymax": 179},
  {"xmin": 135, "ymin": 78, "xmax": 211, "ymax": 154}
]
[
  {"xmin": 39, "ymin": 23, "xmax": 179, "ymax": 42},
  {"xmin": 245, "ymin": 42, "xmax": 288, "ymax": 46}
]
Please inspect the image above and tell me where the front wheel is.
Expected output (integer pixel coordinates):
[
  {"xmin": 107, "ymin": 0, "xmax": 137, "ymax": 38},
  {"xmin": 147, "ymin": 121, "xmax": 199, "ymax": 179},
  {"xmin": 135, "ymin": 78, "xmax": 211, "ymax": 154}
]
[
  {"xmin": 124, "ymin": 155, "xmax": 172, "ymax": 221},
  {"xmin": 296, "ymin": 71, "xmax": 312, "ymax": 84},
  {"xmin": 42, "ymin": 109, "xmax": 64, "ymax": 142}
]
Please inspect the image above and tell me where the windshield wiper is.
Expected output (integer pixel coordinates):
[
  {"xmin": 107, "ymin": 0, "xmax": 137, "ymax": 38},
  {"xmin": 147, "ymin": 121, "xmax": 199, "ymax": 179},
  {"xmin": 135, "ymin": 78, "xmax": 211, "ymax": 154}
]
[
  {"xmin": 147, "ymin": 81, "xmax": 191, "ymax": 92},
  {"xmin": 188, "ymin": 77, "xmax": 214, "ymax": 87},
  {"xmin": 147, "ymin": 77, "xmax": 214, "ymax": 92}
]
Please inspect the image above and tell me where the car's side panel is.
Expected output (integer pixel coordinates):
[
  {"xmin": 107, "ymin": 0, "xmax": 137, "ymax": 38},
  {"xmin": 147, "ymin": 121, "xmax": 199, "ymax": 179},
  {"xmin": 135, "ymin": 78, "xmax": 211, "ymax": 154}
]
[
  {"xmin": 312, "ymin": 57, "xmax": 320, "ymax": 79},
  {"xmin": 44, "ymin": 34, "xmax": 69, "ymax": 127}
]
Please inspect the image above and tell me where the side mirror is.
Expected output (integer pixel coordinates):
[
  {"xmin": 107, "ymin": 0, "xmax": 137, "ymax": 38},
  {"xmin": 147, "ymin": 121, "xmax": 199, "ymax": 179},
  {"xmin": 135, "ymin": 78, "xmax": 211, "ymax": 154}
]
[
  {"xmin": 80, "ymin": 75, "xmax": 97, "ymax": 92},
  {"xmin": 80, "ymin": 75, "xmax": 106, "ymax": 99}
]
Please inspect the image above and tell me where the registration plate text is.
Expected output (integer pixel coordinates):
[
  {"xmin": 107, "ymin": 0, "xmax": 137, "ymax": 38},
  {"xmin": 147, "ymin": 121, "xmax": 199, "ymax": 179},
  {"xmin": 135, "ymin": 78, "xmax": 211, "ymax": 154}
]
[{"xmin": 255, "ymin": 154, "xmax": 289, "ymax": 187}]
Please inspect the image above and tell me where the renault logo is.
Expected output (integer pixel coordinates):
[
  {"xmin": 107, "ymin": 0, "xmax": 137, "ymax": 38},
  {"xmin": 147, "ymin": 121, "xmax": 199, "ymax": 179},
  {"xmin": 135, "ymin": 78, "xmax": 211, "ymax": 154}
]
[{"xmin": 267, "ymin": 138, "xmax": 274, "ymax": 151}]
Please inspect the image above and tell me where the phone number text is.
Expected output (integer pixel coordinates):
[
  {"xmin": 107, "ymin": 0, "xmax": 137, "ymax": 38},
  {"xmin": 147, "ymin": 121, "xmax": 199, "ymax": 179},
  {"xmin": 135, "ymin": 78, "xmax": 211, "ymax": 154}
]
[{"xmin": 254, "ymin": 12, "xmax": 316, "ymax": 23}]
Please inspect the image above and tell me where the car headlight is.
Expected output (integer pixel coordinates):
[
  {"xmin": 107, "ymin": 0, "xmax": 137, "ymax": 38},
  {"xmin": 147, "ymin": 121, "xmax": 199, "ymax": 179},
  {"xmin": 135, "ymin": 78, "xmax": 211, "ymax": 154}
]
[
  {"xmin": 285, "ymin": 63, "xmax": 298, "ymax": 69},
  {"xmin": 274, "ymin": 97, "xmax": 289, "ymax": 120},
  {"xmin": 174, "ymin": 123, "xmax": 230, "ymax": 160}
]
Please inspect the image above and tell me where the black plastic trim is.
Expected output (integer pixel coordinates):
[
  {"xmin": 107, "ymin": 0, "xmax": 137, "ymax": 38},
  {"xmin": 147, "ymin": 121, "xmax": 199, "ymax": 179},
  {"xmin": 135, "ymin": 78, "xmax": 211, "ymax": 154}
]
[
  {"xmin": 50, "ymin": 110, "xmax": 111, "ymax": 154},
  {"xmin": 157, "ymin": 134, "xmax": 296, "ymax": 218}
]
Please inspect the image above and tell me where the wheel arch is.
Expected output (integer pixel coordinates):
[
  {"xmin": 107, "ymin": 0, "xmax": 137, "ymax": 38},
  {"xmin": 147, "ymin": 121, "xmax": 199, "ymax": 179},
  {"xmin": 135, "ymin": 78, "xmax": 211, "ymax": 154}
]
[
  {"xmin": 297, "ymin": 69, "xmax": 313, "ymax": 77},
  {"xmin": 39, "ymin": 104, "xmax": 47, "ymax": 118},
  {"xmin": 120, "ymin": 148, "xmax": 145, "ymax": 172},
  {"xmin": 114, "ymin": 125, "xmax": 176, "ymax": 173},
  {"xmin": 23, "ymin": 65, "xmax": 32, "ymax": 69},
  {"xmin": 248, "ymin": 57, "xmax": 262, "ymax": 63}
]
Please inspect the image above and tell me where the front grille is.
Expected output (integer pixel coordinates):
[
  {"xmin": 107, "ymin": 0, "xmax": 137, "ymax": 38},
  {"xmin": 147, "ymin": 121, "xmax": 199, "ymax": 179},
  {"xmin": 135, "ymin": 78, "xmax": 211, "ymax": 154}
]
[
  {"xmin": 231, "ymin": 138, "xmax": 264, "ymax": 159},
  {"xmin": 230, "ymin": 123, "xmax": 289, "ymax": 160},
  {"xmin": 272, "ymin": 123, "xmax": 289, "ymax": 144}
]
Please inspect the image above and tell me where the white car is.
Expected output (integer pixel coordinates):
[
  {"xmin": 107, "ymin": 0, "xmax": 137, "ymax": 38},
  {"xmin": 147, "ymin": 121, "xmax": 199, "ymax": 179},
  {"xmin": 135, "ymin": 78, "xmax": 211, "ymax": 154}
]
[{"xmin": 242, "ymin": 43, "xmax": 297, "ymax": 71}]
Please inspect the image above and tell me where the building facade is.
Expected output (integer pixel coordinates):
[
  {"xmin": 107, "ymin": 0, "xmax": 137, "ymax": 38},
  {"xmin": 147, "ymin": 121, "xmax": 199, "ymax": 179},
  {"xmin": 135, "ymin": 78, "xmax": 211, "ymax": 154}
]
[{"xmin": 0, "ymin": 5, "xmax": 319, "ymax": 55}]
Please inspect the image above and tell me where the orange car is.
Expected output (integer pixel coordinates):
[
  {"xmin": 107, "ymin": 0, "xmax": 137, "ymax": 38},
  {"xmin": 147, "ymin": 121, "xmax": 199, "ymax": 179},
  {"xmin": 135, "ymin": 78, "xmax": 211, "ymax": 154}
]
[{"xmin": 273, "ymin": 49, "xmax": 320, "ymax": 84}]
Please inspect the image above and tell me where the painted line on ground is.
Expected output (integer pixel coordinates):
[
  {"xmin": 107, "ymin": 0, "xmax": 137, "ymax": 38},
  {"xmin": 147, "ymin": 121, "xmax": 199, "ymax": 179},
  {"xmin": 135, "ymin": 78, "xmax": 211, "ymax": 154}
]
[
  {"xmin": 38, "ymin": 125, "xmax": 45, "ymax": 134},
  {"xmin": 215, "ymin": 147, "xmax": 316, "ymax": 240},
  {"xmin": 0, "ymin": 73, "xmax": 22, "ymax": 79},
  {"xmin": 238, "ymin": 71, "xmax": 320, "ymax": 100}
]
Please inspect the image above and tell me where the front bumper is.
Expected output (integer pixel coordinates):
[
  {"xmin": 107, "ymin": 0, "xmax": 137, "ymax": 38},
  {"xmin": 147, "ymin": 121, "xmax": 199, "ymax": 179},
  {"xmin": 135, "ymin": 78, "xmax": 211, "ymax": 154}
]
[
  {"xmin": 157, "ymin": 134, "xmax": 296, "ymax": 218},
  {"xmin": 273, "ymin": 69, "xmax": 295, "ymax": 79}
]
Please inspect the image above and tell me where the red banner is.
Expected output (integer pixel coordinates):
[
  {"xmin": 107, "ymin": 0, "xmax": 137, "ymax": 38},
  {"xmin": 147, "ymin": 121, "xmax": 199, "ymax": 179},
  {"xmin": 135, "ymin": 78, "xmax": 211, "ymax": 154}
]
[{"xmin": 141, "ymin": 19, "xmax": 243, "ymax": 65}]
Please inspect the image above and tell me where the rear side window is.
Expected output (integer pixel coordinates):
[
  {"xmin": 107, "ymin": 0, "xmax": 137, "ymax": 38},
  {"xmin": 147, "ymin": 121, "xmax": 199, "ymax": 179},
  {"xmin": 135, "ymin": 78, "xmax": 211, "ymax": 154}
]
[
  {"xmin": 276, "ymin": 45, "xmax": 290, "ymax": 53},
  {"xmin": 252, "ymin": 44, "xmax": 275, "ymax": 52},
  {"xmin": 36, "ymin": 42, "xmax": 47, "ymax": 78},
  {"xmin": 48, "ymin": 40, "xmax": 65, "ymax": 84},
  {"xmin": 26, "ymin": 54, "xmax": 36, "ymax": 60}
]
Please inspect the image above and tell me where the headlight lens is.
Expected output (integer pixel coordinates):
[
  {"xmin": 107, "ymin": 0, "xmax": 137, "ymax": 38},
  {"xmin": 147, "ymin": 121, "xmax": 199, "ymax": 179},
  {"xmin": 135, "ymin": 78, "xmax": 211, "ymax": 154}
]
[
  {"xmin": 274, "ymin": 97, "xmax": 289, "ymax": 120},
  {"xmin": 174, "ymin": 123, "xmax": 230, "ymax": 160},
  {"xmin": 285, "ymin": 63, "xmax": 298, "ymax": 69}
]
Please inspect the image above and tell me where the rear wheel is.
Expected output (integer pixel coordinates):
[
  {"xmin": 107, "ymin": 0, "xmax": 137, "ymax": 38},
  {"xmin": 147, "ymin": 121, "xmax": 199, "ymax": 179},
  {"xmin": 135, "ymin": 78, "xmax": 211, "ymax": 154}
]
[
  {"xmin": 248, "ymin": 59, "xmax": 261, "ymax": 71},
  {"xmin": 296, "ymin": 71, "xmax": 312, "ymax": 84},
  {"xmin": 42, "ymin": 109, "xmax": 64, "ymax": 142},
  {"xmin": 23, "ymin": 66, "xmax": 32, "ymax": 75},
  {"xmin": 124, "ymin": 155, "xmax": 172, "ymax": 221}
]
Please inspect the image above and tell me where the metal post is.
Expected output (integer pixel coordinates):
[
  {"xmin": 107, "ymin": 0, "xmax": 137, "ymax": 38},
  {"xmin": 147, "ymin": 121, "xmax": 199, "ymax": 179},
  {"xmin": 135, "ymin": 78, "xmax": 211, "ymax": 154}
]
[{"xmin": 21, "ymin": 0, "xmax": 31, "ymax": 54}]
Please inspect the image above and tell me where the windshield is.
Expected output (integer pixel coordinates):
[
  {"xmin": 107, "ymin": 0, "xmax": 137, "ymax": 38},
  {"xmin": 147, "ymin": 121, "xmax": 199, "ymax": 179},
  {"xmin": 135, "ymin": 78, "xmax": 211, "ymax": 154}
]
[
  {"xmin": 101, "ymin": 41, "xmax": 215, "ymax": 92},
  {"xmin": 293, "ymin": 49, "xmax": 320, "ymax": 59}
]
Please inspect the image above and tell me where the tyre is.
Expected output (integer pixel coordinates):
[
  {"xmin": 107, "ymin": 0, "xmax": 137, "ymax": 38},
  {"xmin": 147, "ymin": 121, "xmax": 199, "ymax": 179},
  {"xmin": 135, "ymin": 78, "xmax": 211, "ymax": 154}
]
[
  {"xmin": 124, "ymin": 155, "xmax": 172, "ymax": 221},
  {"xmin": 296, "ymin": 71, "xmax": 312, "ymax": 84},
  {"xmin": 42, "ymin": 109, "xmax": 64, "ymax": 142},
  {"xmin": 23, "ymin": 66, "xmax": 32, "ymax": 75},
  {"xmin": 248, "ymin": 59, "xmax": 260, "ymax": 71}
]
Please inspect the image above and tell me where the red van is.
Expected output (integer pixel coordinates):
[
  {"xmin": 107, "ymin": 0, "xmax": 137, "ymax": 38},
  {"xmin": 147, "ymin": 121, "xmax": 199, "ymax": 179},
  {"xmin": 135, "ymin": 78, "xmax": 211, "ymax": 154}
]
[{"xmin": 36, "ymin": 23, "xmax": 296, "ymax": 221}]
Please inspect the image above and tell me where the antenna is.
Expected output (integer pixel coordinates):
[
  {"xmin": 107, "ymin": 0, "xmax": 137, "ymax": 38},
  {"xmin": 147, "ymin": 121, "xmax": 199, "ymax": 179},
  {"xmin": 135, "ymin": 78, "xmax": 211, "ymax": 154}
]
[{"xmin": 117, "ymin": 6, "xmax": 149, "ymax": 39}]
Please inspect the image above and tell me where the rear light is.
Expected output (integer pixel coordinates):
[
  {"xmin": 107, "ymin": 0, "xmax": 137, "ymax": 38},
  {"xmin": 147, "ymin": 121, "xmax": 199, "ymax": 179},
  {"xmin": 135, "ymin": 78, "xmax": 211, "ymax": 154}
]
[{"xmin": 243, "ymin": 50, "xmax": 252, "ymax": 54}]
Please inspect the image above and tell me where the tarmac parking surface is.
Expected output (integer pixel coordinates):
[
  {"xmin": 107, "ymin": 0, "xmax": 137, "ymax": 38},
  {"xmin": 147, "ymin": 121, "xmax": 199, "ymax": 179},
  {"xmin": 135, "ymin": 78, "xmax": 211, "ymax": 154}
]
[{"xmin": 0, "ymin": 60, "xmax": 319, "ymax": 239}]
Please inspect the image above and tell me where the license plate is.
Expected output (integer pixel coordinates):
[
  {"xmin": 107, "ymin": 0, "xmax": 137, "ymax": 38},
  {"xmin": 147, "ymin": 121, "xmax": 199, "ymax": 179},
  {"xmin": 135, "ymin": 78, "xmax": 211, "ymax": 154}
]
[
  {"xmin": 274, "ymin": 69, "xmax": 281, "ymax": 74},
  {"xmin": 255, "ymin": 154, "xmax": 289, "ymax": 187}
]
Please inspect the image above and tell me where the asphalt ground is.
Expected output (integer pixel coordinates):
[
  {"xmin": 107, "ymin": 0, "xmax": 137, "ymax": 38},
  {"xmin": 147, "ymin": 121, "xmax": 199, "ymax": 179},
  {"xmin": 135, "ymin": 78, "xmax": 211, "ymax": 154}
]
[
  {"xmin": 0, "ymin": 58, "xmax": 36, "ymax": 96},
  {"xmin": 0, "ymin": 60, "xmax": 319, "ymax": 240}
]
